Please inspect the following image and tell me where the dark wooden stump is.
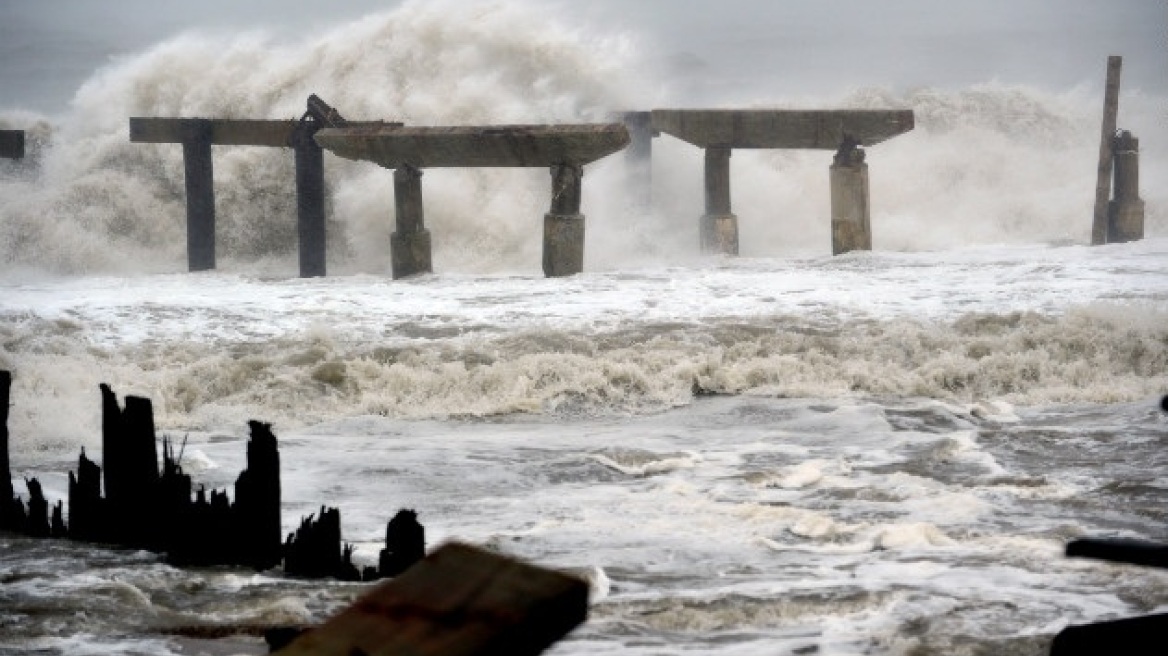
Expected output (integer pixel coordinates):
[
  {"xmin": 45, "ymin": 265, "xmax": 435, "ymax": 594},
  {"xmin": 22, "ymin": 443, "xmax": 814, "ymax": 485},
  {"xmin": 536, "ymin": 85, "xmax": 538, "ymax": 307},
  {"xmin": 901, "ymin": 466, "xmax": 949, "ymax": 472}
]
[{"xmin": 378, "ymin": 508, "xmax": 426, "ymax": 578}]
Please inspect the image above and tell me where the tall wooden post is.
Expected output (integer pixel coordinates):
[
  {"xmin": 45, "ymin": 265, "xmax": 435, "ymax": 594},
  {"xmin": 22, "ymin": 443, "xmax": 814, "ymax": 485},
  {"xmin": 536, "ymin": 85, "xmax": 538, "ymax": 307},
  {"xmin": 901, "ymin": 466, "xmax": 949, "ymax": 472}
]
[
  {"xmin": 181, "ymin": 120, "xmax": 216, "ymax": 271},
  {"xmin": 1092, "ymin": 56, "xmax": 1122, "ymax": 246},
  {"xmin": 293, "ymin": 122, "xmax": 327, "ymax": 277},
  {"xmin": 701, "ymin": 146, "xmax": 738, "ymax": 254}
]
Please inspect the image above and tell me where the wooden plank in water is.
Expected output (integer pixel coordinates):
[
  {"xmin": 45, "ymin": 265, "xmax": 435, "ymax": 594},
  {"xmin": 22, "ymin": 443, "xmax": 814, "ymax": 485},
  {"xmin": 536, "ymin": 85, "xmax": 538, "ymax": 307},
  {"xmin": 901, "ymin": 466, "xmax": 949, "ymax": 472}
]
[{"xmin": 274, "ymin": 542, "xmax": 589, "ymax": 656}]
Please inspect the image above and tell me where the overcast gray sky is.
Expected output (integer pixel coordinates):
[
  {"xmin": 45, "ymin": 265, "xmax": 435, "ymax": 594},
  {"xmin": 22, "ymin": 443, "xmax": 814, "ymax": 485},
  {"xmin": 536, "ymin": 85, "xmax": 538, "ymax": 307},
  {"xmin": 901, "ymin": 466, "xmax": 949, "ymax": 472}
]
[{"xmin": 1, "ymin": 0, "xmax": 1163, "ymax": 113}]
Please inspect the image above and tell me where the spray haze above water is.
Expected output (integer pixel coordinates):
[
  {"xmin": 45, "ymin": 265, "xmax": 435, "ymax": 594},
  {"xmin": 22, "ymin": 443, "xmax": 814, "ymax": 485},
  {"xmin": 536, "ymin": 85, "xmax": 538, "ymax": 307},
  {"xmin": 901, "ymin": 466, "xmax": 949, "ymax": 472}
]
[{"xmin": 0, "ymin": 0, "xmax": 1163, "ymax": 275}]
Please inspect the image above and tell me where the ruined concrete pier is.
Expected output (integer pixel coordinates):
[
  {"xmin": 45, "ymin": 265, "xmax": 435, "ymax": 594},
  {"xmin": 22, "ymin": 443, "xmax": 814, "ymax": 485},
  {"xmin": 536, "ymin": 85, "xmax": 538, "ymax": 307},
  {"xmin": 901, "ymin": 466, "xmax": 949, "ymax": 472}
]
[
  {"xmin": 1108, "ymin": 130, "xmax": 1144, "ymax": 243},
  {"xmin": 830, "ymin": 138, "xmax": 871, "ymax": 254},
  {"xmin": 0, "ymin": 130, "xmax": 24, "ymax": 159},
  {"xmin": 651, "ymin": 109, "xmax": 914, "ymax": 255},
  {"xmin": 390, "ymin": 165, "xmax": 431, "ymax": 278},
  {"xmin": 314, "ymin": 123, "xmax": 629, "ymax": 277},
  {"xmin": 131, "ymin": 97, "xmax": 393, "ymax": 276}
]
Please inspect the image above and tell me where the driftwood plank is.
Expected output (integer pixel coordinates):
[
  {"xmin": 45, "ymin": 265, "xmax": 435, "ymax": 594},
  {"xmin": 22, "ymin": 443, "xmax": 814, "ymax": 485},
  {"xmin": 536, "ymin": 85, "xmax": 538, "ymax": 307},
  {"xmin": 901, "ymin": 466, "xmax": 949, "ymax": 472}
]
[{"xmin": 275, "ymin": 542, "xmax": 589, "ymax": 656}]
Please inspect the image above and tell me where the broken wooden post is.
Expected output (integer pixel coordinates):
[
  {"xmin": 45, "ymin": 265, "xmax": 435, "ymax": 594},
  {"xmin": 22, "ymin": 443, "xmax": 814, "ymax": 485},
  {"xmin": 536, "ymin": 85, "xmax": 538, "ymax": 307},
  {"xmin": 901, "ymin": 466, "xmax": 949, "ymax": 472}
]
[
  {"xmin": 0, "ymin": 370, "xmax": 19, "ymax": 532},
  {"xmin": 701, "ymin": 146, "xmax": 737, "ymax": 254},
  {"xmin": 390, "ymin": 165, "xmax": 433, "ymax": 279},
  {"xmin": 100, "ymin": 385, "xmax": 161, "ymax": 549},
  {"xmin": 379, "ymin": 508, "xmax": 426, "ymax": 578},
  {"xmin": 283, "ymin": 505, "xmax": 344, "ymax": 578},
  {"xmin": 830, "ymin": 137, "xmax": 872, "ymax": 254},
  {"xmin": 1108, "ymin": 130, "xmax": 1144, "ymax": 243},
  {"xmin": 544, "ymin": 163, "xmax": 585, "ymax": 276},
  {"xmin": 273, "ymin": 542, "xmax": 589, "ymax": 656},
  {"xmin": 234, "ymin": 420, "xmax": 282, "ymax": 570},
  {"xmin": 68, "ymin": 449, "xmax": 104, "ymax": 542},
  {"xmin": 1091, "ymin": 56, "xmax": 1122, "ymax": 246},
  {"xmin": 0, "ymin": 130, "xmax": 24, "ymax": 159}
]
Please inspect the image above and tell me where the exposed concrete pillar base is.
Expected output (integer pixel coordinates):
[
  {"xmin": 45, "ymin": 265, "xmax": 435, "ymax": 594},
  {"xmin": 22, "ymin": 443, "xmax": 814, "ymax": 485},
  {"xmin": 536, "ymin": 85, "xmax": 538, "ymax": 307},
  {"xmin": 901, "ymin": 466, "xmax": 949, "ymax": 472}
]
[
  {"xmin": 700, "ymin": 214, "xmax": 739, "ymax": 255},
  {"xmin": 390, "ymin": 230, "xmax": 432, "ymax": 279},
  {"xmin": 1108, "ymin": 199, "xmax": 1145, "ymax": 243},
  {"xmin": 830, "ymin": 143, "xmax": 871, "ymax": 256},
  {"xmin": 543, "ymin": 213, "xmax": 585, "ymax": 277},
  {"xmin": 1107, "ymin": 131, "xmax": 1144, "ymax": 243}
]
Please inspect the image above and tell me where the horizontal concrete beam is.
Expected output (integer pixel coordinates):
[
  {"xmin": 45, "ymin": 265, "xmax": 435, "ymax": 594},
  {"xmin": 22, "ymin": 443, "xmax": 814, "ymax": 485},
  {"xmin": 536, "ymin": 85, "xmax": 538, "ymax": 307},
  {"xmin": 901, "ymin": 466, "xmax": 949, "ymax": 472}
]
[
  {"xmin": 314, "ymin": 123, "xmax": 630, "ymax": 168},
  {"xmin": 650, "ymin": 109, "xmax": 914, "ymax": 149},
  {"xmin": 0, "ymin": 130, "xmax": 24, "ymax": 159},
  {"xmin": 129, "ymin": 118, "xmax": 397, "ymax": 147}
]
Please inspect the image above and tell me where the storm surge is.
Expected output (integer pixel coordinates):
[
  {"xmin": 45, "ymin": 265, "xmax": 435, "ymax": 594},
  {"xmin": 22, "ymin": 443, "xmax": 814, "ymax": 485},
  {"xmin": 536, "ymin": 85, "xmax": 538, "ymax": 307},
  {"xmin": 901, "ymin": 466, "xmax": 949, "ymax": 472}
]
[{"xmin": 0, "ymin": 1, "xmax": 1163, "ymax": 276}]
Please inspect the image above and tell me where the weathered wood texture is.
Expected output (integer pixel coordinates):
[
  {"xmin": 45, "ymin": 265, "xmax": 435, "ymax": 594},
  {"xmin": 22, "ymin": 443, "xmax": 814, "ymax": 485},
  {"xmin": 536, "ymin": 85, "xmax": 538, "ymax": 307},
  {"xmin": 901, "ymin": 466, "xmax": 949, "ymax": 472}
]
[
  {"xmin": 315, "ymin": 123, "xmax": 630, "ymax": 168},
  {"xmin": 1091, "ymin": 56, "xmax": 1122, "ymax": 246},
  {"xmin": 275, "ymin": 542, "xmax": 589, "ymax": 656},
  {"xmin": 0, "ymin": 371, "xmax": 17, "ymax": 531},
  {"xmin": 0, "ymin": 130, "xmax": 24, "ymax": 159},
  {"xmin": 651, "ymin": 109, "xmax": 915, "ymax": 149}
]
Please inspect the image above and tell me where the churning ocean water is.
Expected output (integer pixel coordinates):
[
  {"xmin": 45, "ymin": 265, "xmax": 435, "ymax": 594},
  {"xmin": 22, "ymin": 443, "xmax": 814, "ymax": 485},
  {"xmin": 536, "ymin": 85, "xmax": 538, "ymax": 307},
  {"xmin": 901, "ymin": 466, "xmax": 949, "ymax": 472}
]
[{"xmin": 0, "ymin": 1, "xmax": 1166, "ymax": 654}]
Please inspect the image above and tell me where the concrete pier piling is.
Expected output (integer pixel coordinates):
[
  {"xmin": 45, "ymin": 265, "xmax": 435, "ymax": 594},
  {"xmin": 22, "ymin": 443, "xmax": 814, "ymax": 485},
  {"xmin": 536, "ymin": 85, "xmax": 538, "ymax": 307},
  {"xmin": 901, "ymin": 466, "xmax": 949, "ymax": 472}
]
[
  {"xmin": 544, "ymin": 163, "xmax": 585, "ymax": 276},
  {"xmin": 180, "ymin": 120, "xmax": 216, "ymax": 272},
  {"xmin": 390, "ymin": 165, "xmax": 432, "ymax": 279},
  {"xmin": 314, "ymin": 123, "xmax": 629, "ymax": 278},
  {"xmin": 830, "ymin": 138, "xmax": 872, "ymax": 255},
  {"xmin": 1108, "ymin": 130, "xmax": 1144, "ymax": 243},
  {"xmin": 650, "ymin": 109, "xmax": 913, "ymax": 256},
  {"xmin": 130, "ymin": 96, "xmax": 392, "ymax": 276},
  {"xmin": 701, "ymin": 146, "xmax": 738, "ymax": 254},
  {"xmin": 1092, "ymin": 56, "xmax": 1123, "ymax": 246}
]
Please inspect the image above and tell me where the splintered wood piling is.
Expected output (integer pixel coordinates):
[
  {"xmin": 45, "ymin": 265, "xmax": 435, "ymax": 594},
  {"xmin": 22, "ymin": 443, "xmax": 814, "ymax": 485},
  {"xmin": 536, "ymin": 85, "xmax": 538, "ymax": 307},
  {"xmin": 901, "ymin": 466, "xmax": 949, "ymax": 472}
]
[
  {"xmin": 0, "ymin": 370, "xmax": 20, "ymax": 532},
  {"xmin": 0, "ymin": 371, "xmax": 425, "ymax": 582}
]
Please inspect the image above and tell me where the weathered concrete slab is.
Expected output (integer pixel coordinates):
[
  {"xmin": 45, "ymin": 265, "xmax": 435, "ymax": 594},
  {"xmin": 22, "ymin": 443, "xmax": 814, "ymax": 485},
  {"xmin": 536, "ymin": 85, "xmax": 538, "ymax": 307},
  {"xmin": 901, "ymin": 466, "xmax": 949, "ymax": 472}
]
[
  {"xmin": 650, "ymin": 109, "xmax": 914, "ymax": 149},
  {"xmin": 0, "ymin": 130, "xmax": 24, "ymax": 159},
  {"xmin": 314, "ymin": 123, "xmax": 630, "ymax": 168},
  {"xmin": 274, "ymin": 542, "xmax": 589, "ymax": 656},
  {"xmin": 129, "ymin": 118, "xmax": 397, "ymax": 147}
]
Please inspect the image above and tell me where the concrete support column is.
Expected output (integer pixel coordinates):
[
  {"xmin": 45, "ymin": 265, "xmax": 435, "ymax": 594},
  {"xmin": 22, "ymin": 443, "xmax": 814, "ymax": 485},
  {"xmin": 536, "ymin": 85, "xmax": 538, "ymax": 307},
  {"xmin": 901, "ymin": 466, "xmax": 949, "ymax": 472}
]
[
  {"xmin": 1092, "ymin": 56, "xmax": 1122, "ymax": 246},
  {"xmin": 1108, "ymin": 130, "xmax": 1144, "ymax": 243},
  {"xmin": 293, "ymin": 123, "xmax": 327, "ymax": 278},
  {"xmin": 543, "ymin": 163, "xmax": 585, "ymax": 277},
  {"xmin": 830, "ymin": 142, "xmax": 872, "ymax": 255},
  {"xmin": 701, "ymin": 146, "xmax": 738, "ymax": 255},
  {"xmin": 619, "ymin": 111, "xmax": 653, "ymax": 212},
  {"xmin": 390, "ymin": 165, "xmax": 432, "ymax": 279},
  {"xmin": 181, "ymin": 120, "xmax": 215, "ymax": 272}
]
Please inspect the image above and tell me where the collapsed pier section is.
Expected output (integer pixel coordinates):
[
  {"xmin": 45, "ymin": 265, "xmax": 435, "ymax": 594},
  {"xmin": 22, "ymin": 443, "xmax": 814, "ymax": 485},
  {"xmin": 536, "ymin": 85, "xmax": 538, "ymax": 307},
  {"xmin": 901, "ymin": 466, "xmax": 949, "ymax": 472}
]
[
  {"xmin": 645, "ymin": 109, "xmax": 914, "ymax": 256},
  {"xmin": 314, "ymin": 122, "xmax": 630, "ymax": 278}
]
